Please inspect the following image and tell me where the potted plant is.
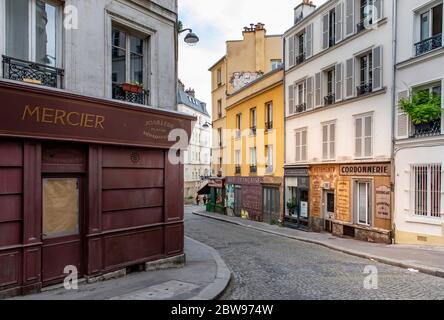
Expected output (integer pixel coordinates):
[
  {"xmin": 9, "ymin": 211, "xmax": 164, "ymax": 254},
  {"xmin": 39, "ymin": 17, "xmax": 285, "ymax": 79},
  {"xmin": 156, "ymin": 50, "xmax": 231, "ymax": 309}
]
[
  {"xmin": 399, "ymin": 90, "xmax": 442, "ymax": 125},
  {"xmin": 287, "ymin": 198, "xmax": 297, "ymax": 216},
  {"xmin": 122, "ymin": 81, "xmax": 144, "ymax": 94}
]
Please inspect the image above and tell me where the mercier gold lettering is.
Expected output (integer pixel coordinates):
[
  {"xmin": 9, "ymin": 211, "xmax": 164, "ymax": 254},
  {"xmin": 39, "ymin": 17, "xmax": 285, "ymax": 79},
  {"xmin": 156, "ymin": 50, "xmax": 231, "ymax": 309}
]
[{"xmin": 22, "ymin": 105, "xmax": 105, "ymax": 129}]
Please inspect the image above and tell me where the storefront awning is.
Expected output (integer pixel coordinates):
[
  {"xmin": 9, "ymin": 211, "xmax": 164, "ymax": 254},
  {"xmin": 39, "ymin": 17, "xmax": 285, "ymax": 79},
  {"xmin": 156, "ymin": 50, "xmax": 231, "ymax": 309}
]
[{"xmin": 197, "ymin": 184, "xmax": 211, "ymax": 195}]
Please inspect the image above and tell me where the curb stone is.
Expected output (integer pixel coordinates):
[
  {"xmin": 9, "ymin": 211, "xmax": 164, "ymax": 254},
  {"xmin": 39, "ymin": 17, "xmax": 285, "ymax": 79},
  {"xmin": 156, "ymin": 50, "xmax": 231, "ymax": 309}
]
[
  {"xmin": 186, "ymin": 236, "xmax": 232, "ymax": 300},
  {"xmin": 193, "ymin": 211, "xmax": 444, "ymax": 279}
]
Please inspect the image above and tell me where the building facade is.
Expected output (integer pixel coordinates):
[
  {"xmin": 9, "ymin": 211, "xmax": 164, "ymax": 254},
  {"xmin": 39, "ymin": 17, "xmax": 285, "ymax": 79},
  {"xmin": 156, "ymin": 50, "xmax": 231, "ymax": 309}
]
[
  {"xmin": 209, "ymin": 23, "xmax": 283, "ymax": 178},
  {"xmin": 177, "ymin": 82, "xmax": 211, "ymax": 202},
  {"xmin": 394, "ymin": 0, "xmax": 444, "ymax": 246},
  {"xmin": 0, "ymin": 0, "xmax": 193, "ymax": 297},
  {"xmin": 225, "ymin": 68, "xmax": 285, "ymax": 223},
  {"xmin": 284, "ymin": 0, "xmax": 393, "ymax": 243}
]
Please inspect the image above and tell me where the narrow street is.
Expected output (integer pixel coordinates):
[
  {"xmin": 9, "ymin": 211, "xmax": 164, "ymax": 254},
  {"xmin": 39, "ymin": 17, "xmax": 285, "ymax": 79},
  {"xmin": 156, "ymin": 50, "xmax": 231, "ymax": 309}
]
[{"xmin": 185, "ymin": 206, "xmax": 444, "ymax": 300}]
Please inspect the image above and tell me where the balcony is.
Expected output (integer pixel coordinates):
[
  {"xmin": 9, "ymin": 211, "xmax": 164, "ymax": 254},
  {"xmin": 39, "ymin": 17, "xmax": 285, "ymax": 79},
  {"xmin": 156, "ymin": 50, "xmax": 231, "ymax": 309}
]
[
  {"xmin": 250, "ymin": 165, "xmax": 257, "ymax": 174},
  {"xmin": 415, "ymin": 34, "xmax": 442, "ymax": 56},
  {"xmin": 329, "ymin": 37, "xmax": 336, "ymax": 48},
  {"xmin": 295, "ymin": 103, "xmax": 307, "ymax": 114},
  {"xmin": 112, "ymin": 83, "xmax": 149, "ymax": 105},
  {"xmin": 265, "ymin": 121, "xmax": 273, "ymax": 130},
  {"xmin": 324, "ymin": 93, "xmax": 335, "ymax": 106},
  {"xmin": 296, "ymin": 53, "xmax": 306, "ymax": 65},
  {"xmin": 357, "ymin": 82, "xmax": 373, "ymax": 96},
  {"xmin": 357, "ymin": 19, "xmax": 372, "ymax": 34},
  {"xmin": 2, "ymin": 55, "xmax": 64, "ymax": 88},
  {"xmin": 235, "ymin": 166, "xmax": 241, "ymax": 175},
  {"xmin": 411, "ymin": 119, "xmax": 442, "ymax": 138}
]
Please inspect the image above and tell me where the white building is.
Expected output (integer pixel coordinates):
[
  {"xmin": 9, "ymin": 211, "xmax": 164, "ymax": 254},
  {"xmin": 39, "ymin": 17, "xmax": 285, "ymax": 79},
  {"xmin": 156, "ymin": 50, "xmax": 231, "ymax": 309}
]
[
  {"xmin": 284, "ymin": 0, "xmax": 394, "ymax": 244},
  {"xmin": 177, "ymin": 82, "xmax": 212, "ymax": 202},
  {"xmin": 0, "ymin": 0, "xmax": 178, "ymax": 109},
  {"xmin": 394, "ymin": 0, "xmax": 444, "ymax": 246}
]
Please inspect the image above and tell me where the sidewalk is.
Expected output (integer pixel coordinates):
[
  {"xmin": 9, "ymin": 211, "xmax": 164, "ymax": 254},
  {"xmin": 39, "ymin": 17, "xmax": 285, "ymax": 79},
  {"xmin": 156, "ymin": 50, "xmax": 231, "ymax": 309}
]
[
  {"xmin": 12, "ymin": 237, "xmax": 231, "ymax": 300},
  {"xmin": 193, "ymin": 210, "xmax": 444, "ymax": 279}
]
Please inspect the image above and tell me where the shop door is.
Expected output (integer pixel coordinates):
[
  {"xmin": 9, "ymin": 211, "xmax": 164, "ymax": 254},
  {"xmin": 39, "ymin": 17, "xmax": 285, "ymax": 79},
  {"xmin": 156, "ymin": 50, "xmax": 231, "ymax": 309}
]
[
  {"xmin": 297, "ymin": 189, "xmax": 309, "ymax": 227},
  {"xmin": 234, "ymin": 186, "xmax": 242, "ymax": 217},
  {"xmin": 263, "ymin": 187, "xmax": 280, "ymax": 224},
  {"xmin": 42, "ymin": 176, "xmax": 84, "ymax": 286}
]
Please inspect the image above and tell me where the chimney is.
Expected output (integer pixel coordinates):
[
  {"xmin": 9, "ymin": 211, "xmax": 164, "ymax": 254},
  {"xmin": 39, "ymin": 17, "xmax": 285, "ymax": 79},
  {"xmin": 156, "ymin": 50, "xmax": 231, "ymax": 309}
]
[
  {"xmin": 294, "ymin": 0, "xmax": 316, "ymax": 25},
  {"xmin": 186, "ymin": 88, "xmax": 195, "ymax": 98}
]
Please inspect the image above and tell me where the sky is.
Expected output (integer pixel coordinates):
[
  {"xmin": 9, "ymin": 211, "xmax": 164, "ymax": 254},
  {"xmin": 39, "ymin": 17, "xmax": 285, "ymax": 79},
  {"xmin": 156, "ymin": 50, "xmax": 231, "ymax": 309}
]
[{"xmin": 178, "ymin": 0, "xmax": 327, "ymax": 116}]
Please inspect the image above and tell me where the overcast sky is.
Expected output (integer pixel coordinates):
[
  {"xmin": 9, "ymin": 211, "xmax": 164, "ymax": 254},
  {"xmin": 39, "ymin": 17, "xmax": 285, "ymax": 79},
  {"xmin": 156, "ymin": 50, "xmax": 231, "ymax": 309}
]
[{"xmin": 178, "ymin": 0, "xmax": 327, "ymax": 115}]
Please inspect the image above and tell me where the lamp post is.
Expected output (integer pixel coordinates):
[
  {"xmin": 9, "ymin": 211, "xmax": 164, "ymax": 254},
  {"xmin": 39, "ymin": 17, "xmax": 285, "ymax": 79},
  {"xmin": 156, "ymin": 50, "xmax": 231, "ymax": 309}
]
[{"xmin": 179, "ymin": 28, "xmax": 200, "ymax": 46}]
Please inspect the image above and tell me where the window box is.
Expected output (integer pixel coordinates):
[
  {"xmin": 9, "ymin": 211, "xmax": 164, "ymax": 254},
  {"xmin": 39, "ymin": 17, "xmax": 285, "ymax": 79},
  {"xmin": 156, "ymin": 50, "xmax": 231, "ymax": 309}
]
[
  {"xmin": 415, "ymin": 34, "xmax": 442, "ymax": 56},
  {"xmin": 324, "ymin": 93, "xmax": 335, "ymax": 106},
  {"xmin": 412, "ymin": 118, "xmax": 442, "ymax": 138},
  {"xmin": 122, "ymin": 82, "xmax": 143, "ymax": 94},
  {"xmin": 357, "ymin": 82, "xmax": 373, "ymax": 96}
]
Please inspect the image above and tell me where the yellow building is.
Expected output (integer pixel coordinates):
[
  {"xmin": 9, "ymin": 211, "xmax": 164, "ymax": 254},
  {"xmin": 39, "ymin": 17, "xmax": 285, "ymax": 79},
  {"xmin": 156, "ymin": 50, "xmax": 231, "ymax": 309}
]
[
  {"xmin": 225, "ymin": 68, "xmax": 285, "ymax": 223},
  {"xmin": 209, "ymin": 23, "xmax": 282, "ymax": 178}
]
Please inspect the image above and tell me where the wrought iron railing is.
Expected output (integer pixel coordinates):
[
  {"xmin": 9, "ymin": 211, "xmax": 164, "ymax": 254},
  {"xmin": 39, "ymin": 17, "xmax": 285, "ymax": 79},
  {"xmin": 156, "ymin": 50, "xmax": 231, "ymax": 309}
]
[
  {"xmin": 2, "ymin": 55, "xmax": 64, "ymax": 88},
  {"xmin": 324, "ymin": 93, "xmax": 335, "ymax": 106},
  {"xmin": 250, "ymin": 165, "xmax": 257, "ymax": 174},
  {"xmin": 250, "ymin": 126, "xmax": 257, "ymax": 135},
  {"xmin": 112, "ymin": 83, "xmax": 149, "ymax": 105},
  {"xmin": 357, "ymin": 82, "xmax": 373, "ymax": 96},
  {"xmin": 415, "ymin": 34, "xmax": 442, "ymax": 56},
  {"xmin": 357, "ymin": 19, "xmax": 372, "ymax": 33},
  {"xmin": 411, "ymin": 119, "xmax": 442, "ymax": 138},
  {"xmin": 265, "ymin": 121, "xmax": 273, "ymax": 130},
  {"xmin": 296, "ymin": 53, "xmax": 306, "ymax": 65},
  {"xmin": 295, "ymin": 103, "xmax": 307, "ymax": 114}
]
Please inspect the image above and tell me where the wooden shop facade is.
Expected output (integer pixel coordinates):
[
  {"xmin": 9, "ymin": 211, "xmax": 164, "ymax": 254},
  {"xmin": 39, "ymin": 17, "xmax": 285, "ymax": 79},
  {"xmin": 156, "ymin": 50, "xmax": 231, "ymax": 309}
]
[{"xmin": 0, "ymin": 81, "xmax": 193, "ymax": 297}]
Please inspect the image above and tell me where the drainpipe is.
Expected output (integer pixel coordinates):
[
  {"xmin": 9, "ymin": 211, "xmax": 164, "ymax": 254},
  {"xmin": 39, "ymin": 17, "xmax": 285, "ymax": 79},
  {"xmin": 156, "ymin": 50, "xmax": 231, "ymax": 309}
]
[
  {"xmin": 282, "ymin": 36, "xmax": 287, "ymax": 226},
  {"xmin": 390, "ymin": 0, "xmax": 398, "ymax": 244}
]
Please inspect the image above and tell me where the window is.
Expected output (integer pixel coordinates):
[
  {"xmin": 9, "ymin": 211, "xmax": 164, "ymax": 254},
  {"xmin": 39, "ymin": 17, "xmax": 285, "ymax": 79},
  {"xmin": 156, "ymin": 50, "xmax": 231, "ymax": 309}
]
[
  {"xmin": 235, "ymin": 150, "xmax": 241, "ymax": 174},
  {"xmin": 416, "ymin": 3, "xmax": 443, "ymax": 55},
  {"xmin": 322, "ymin": 122, "xmax": 336, "ymax": 160},
  {"xmin": 111, "ymin": 27, "xmax": 147, "ymax": 104},
  {"xmin": 236, "ymin": 113, "xmax": 242, "ymax": 138},
  {"xmin": 265, "ymin": 102, "xmax": 273, "ymax": 130},
  {"xmin": 250, "ymin": 147, "xmax": 257, "ymax": 173},
  {"xmin": 411, "ymin": 83, "xmax": 442, "ymax": 137},
  {"xmin": 218, "ymin": 128, "xmax": 223, "ymax": 147},
  {"xmin": 271, "ymin": 59, "xmax": 282, "ymax": 70},
  {"xmin": 324, "ymin": 69, "xmax": 336, "ymax": 105},
  {"xmin": 250, "ymin": 108, "xmax": 257, "ymax": 135},
  {"xmin": 295, "ymin": 128, "xmax": 308, "ymax": 162},
  {"xmin": 412, "ymin": 164, "xmax": 442, "ymax": 218},
  {"xmin": 266, "ymin": 145, "xmax": 274, "ymax": 173},
  {"xmin": 357, "ymin": 52, "xmax": 373, "ymax": 95},
  {"xmin": 359, "ymin": 0, "xmax": 374, "ymax": 26},
  {"xmin": 355, "ymin": 114, "xmax": 373, "ymax": 158},
  {"xmin": 294, "ymin": 81, "xmax": 306, "ymax": 113},
  {"xmin": 217, "ymin": 68, "xmax": 222, "ymax": 86},
  {"xmin": 354, "ymin": 181, "xmax": 372, "ymax": 226},
  {"xmin": 217, "ymin": 99, "xmax": 223, "ymax": 118},
  {"xmin": 296, "ymin": 32, "xmax": 305, "ymax": 64},
  {"xmin": 329, "ymin": 9, "xmax": 336, "ymax": 47}
]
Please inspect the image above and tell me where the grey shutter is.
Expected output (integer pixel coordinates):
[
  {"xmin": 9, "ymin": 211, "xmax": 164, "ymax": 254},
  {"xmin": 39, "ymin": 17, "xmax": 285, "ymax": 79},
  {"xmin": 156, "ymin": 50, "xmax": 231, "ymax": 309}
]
[
  {"xmin": 306, "ymin": 76, "xmax": 314, "ymax": 110},
  {"xmin": 295, "ymin": 35, "xmax": 300, "ymax": 63},
  {"xmin": 295, "ymin": 131, "xmax": 301, "ymax": 162},
  {"xmin": 322, "ymin": 13, "xmax": 329, "ymax": 50},
  {"xmin": 335, "ymin": 63, "xmax": 343, "ymax": 102},
  {"xmin": 288, "ymin": 84, "xmax": 295, "ymax": 116},
  {"xmin": 305, "ymin": 24, "xmax": 313, "ymax": 58},
  {"xmin": 288, "ymin": 36, "xmax": 295, "ymax": 67},
  {"xmin": 374, "ymin": 0, "xmax": 383, "ymax": 21},
  {"xmin": 345, "ymin": 0, "xmax": 355, "ymax": 37},
  {"xmin": 355, "ymin": 117, "xmax": 363, "ymax": 157},
  {"xmin": 345, "ymin": 58, "xmax": 354, "ymax": 98},
  {"xmin": 315, "ymin": 72, "xmax": 322, "ymax": 107},
  {"xmin": 396, "ymin": 90, "xmax": 410, "ymax": 139},
  {"xmin": 372, "ymin": 46, "xmax": 383, "ymax": 91},
  {"xmin": 335, "ymin": 2, "xmax": 343, "ymax": 43}
]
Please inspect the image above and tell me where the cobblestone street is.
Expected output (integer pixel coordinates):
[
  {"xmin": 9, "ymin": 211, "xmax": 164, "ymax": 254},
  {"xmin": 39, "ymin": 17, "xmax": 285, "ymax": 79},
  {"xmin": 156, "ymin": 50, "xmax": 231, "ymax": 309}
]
[{"xmin": 185, "ymin": 206, "xmax": 444, "ymax": 300}]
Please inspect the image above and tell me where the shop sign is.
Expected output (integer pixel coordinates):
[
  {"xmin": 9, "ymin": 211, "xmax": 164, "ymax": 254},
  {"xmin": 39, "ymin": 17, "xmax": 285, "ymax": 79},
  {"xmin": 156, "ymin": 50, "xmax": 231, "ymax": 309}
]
[
  {"xmin": 300, "ymin": 201, "xmax": 308, "ymax": 218},
  {"xmin": 340, "ymin": 164, "xmax": 390, "ymax": 177},
  {"xmin": 208, "ymin": 179, "xmax": 224, "ymax": 188},
  {"xmin": 285, "ymin": 168, "xmax": 309, "ymax": 177},
  {"xmin": 336, "ymin": 180, "xmax": 350, "ymax": 217},
  {"xmin": 375, "ymin": 186, "xmax": 391, "ymax": 220}
]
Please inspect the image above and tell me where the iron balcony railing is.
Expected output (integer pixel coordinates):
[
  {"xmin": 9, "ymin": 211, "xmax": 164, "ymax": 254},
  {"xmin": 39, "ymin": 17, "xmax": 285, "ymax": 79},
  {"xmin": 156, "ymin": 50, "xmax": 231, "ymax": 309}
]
[
  {"xmin": 265, "ymin": 121, "xmax": 273, "ymax": 130},
  {"xmin": 415, "ymin": 34, "xmax": 442, "ymax": 56},
  {"xmin": 411, "ymin": 119, "xmax": 442, "ymax": 138},
  {"xmin": 324, "ymin": 93, "xmax": 335, "ymax": 106},
  {"xmin": 112, "ymin": 83, "xmax": 149, "ymax": 105},
  {"xmin": 295, "ymin": 103, "xmax": 307, "ymax": 114},
  {"xmin": 296, "ymin": 53, "xmax": 306, "ymax": 65},
  {"xmin": 250, "ymin": 126, "xmax": 257, "ymax": 135},
  {"xmin": 357, "ymin": 82, "xmax": 373, "ymax": 96},
  {"xmin": 235, "ymin": 166, "xmax": 241, "ymax": 175},
  {"xmin": 2, "ymin": 55, "xmax": 64, "ymax": 88},
  {"xmin": 357, "ymin": 19, "xmax": 372, "ymax": 33}
]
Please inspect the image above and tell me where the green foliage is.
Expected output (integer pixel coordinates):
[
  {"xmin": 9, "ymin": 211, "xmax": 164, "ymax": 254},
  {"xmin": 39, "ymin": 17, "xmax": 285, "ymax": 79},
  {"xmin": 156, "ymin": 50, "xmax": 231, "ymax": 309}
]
[
  {"xmin": 399, "ymin": 90, "xmax": 442, "ymax": 125},
  {"xmin": 287, "ymin": 198, "xmax": 296, "ymax": 212}
]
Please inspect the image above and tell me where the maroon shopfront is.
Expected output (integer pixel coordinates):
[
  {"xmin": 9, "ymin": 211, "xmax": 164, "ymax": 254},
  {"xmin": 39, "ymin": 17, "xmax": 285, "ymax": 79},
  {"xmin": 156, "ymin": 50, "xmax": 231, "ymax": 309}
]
[{"xmin": 0, "ymin": 81, "xmax": 193, "ymax": 297}]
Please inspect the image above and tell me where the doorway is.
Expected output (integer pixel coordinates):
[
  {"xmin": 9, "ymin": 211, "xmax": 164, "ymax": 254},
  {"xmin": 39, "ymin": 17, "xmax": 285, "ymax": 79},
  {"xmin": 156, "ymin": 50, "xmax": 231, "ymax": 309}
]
[
  {"xmin": 323, "ymin": 190, "xmax": 335, "ymax": 232},
  {"xmin": 41, "ymin": 176, "xmax": 84, "ymax": 286},
  {"xmin": 234, "ymin": 185, "xmax": 242, "ymax": 217}
]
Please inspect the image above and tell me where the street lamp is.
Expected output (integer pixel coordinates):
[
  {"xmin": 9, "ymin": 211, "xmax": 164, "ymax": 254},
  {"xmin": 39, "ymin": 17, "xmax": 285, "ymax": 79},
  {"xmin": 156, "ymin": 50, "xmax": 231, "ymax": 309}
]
[
  {"xmin": 202, "ymin": 121, "xmax": 212, "ymax": 129},
  {"xmin": 179, "ymin": 28, "xmax": 200, "ymax": 46}
]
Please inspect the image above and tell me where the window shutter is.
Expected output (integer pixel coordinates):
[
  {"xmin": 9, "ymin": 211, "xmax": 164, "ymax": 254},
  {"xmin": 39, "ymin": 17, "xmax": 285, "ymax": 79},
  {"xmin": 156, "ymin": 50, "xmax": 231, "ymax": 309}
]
[
  {"xmin": 322, "ymin": 124, "xmax": 328, "ymax": 160},
  {"xmin": 364, "ymin": 116, "xmax": 373, "ymax": 157},
  {"xmin": 372, "ymin": 46, "xmax": 383, "ymax": 91},
  {"xmin": 301, "ymin": 130, "xmax": 307, "ymax": 161},
  {"xmin": 322, "ymin": 13, "xmax": 329, "ymax": 50},
  {"xmin": 315, "ymin": 72, "xmax": 322, "ymax": 107},
  {"xmin": 345, "ymin": 58, "xmax": 354, "ymax": 98},
  {"xmin": 374, "ymin": 0, "xmax": 383, "ymax": 22},
  {"xmin": 335, "ymin": 2, "xmax": 343, "ymax": 43},
  {"xmin": 306, "ymin": 24, "xmax": 313, "ymax": 58},
  {"xmin": 306, "ymin": 76, "xmax": 314, "ymax": 110},
  {"xmin": 396, "ymin": 90, "xmax": 410, "ymax": 139},
  {"xmin": 345, "ymin": 0, "xmax": 355, "ymax": 38},
  {"xmin": 288, "ymin": 36, "xmax": 295, "ymax": 67},
  {"xmin": 288, "ymin": 84, "xmax": 295, "ymax": 116},
  {"xmin": 330, "ymin": 123, "xmax": 336, "ymax": 159},
  {"xmin": 295, "ymin": 131, "xmax": 301, "ymax": 162},
  {"xmin": 335, "ymin": 62, "xmax": 343, "ymax": 102},
  {"xmin": 355, "ymin": 117, "xmax": 363, "ymax": 158}
]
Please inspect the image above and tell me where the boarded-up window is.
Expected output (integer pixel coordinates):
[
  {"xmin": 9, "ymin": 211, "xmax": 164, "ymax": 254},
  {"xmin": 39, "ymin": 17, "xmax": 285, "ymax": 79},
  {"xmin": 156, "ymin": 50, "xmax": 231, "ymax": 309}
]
[{"xmin": 43, "ymin": 178, "xmax": 79, "ymax": 239}]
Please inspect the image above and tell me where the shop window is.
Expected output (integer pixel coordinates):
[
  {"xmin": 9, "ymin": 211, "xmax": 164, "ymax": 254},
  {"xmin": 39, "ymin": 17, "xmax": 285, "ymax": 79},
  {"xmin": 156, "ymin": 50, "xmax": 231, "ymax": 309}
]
[
  {"xmin": 43, "ymin": 178, "xmax": 80, "ymax": 239},
  {"xmin": 411, "ymin": 164, "xmax": 442, "ymax": 218},
  {"xmin": 354, "ymin": 181, "xmax": 372, "ymax": 226}
]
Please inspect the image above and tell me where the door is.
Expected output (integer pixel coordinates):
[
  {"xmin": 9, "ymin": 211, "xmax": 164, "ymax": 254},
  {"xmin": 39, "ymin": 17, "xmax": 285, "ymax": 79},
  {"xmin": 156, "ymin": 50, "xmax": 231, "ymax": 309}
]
[
  {"xmin": 234, "ymin": 185, "xmax": 242, "ymax": 217},
  {"xmin": 355, "ymin": 181, "xmax": 372, "ymax": 226},
  {"xmin": 42, "ymin": 176, "xmax": 84, "ymax": 286},
  {"xmin": 263, "ymin": 187, "xmax": 280, "ymax": 224},
  {"xmin": 297, "ymin": 189, "xmax": 309, "ymax": 226}
]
